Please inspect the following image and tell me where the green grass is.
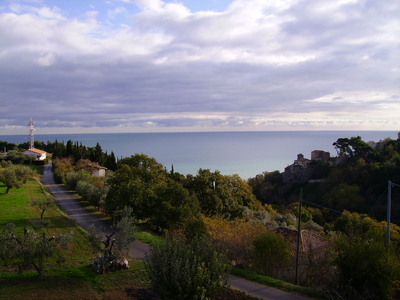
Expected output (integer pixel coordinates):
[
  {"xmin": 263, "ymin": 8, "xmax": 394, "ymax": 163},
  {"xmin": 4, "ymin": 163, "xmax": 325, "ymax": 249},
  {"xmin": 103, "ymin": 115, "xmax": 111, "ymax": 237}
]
[
  {"xmin": 0, "ymin": 178, "xmax": 93, "ymax": 265},
  {"xmin": 135, "ymin": 230, "xmax": 164, "ymax": 246},
  {"xmin": 0, "ymin": 182, "xmax": 34, "ymax": 228},
  {"xmin": 0, "ymin": 260, "xmax": 152, "ymax": 300},
  {"xmin": 0, "ymin": 177, "xmax": 154, "ymax": 299}
]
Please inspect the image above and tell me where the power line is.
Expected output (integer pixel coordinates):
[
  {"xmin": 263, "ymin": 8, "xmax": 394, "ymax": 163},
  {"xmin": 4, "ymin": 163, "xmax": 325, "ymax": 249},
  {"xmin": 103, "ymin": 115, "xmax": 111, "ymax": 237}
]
[
  {"xmin": 301, "ymin": 199, "xmax": 343, "ymax": 215},
  {"xmin": 302, "ymin": 181, "xmax": 399, "ymax": 216},
  {"xmin": 368, "ymin": 186, "xmax": 388, "ymax": 215}
]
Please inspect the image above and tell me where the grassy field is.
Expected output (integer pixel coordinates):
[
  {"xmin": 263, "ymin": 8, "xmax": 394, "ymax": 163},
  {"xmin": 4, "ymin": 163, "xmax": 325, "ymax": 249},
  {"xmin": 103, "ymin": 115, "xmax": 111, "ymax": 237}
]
[
  {"xmin": 0, "ymin": 174, "xmax": 154, "ymax": 299},
  {"xmin": 0, "ymin": 176, "xmax": 93, "ymax": 265}
]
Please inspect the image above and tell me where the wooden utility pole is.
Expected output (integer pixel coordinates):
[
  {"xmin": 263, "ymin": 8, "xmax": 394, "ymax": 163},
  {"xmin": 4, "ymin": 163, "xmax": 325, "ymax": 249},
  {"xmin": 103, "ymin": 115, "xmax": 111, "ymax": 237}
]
[
  {"xmin": 295, "ymin": 189, "xmax": 302, "ymax": 285},
  {"xmin": 386, "ymin": 181, "xmax": 392, "ymax": 247}
]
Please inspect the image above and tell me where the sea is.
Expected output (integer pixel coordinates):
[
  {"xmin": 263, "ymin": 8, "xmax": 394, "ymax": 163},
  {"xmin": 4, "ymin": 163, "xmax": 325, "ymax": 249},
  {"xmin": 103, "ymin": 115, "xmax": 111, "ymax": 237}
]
[{"xmin": 1, "ymin": 131, "xmax": 398, "ymax": 179}]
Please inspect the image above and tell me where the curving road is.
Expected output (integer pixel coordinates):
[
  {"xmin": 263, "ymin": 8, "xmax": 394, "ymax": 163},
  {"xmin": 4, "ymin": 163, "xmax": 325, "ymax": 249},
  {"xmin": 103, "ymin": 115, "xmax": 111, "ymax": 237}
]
[
  {"xmin": 41, "ymin": 162, "xmax": 310, "ymax": 300},
  {"xmin": 41, "ymin": 162, "xmax": 149, "ymax": 260}
]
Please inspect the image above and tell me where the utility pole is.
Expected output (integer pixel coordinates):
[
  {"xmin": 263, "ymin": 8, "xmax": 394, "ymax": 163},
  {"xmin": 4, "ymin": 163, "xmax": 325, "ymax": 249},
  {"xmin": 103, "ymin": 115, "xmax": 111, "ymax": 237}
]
[
  {"xmin": 295, "ymin": 188, "xmax": 302, "ymax": 285},
  {"xmin": 386, "ymin": 181, "xmax": 392, "ymax": 247}
]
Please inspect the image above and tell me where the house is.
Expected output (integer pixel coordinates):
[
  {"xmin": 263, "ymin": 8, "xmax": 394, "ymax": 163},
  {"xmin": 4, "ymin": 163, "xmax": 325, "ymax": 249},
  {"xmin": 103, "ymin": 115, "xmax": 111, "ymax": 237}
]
[
  {"xmin": 283, "ymin": 154, "xmax": 311, "ymax": 183},
  {"xmin": 90, "ymin": 164, "xmax": 107, "ymax": 177},
  {"xmin": 283, "ymin": 150, "xmax": 333, "ymax": 183},
  {"xmin": 367, "ymin": 140, "xmax": 385, "ymax": 151},
  {"xmin": 81, "ymin": 162, "xmax": 107, "ymax": 177},
  {"xmin": 274, "ymin": 227, "xmax": 330, "ymax": 254},
  {"xmin": 23, "ymin": 148, "xmax": 47, "ymax": 161}
]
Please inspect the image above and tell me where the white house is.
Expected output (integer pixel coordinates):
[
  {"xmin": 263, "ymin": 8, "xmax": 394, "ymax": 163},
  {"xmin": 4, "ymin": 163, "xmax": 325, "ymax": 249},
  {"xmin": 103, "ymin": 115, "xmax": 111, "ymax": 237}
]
[
  {"xmin": 23, "ymin": 148, "xmax": 47, "ymax": 161},
  {"xmin": 90, "ymin": 164, "xmax": 107, "ymax": 177}
]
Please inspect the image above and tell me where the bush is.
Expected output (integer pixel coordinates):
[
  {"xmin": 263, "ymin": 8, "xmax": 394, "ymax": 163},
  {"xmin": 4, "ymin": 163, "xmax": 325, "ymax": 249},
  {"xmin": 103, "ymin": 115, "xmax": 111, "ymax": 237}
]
[
  {"xmin": 251, "ymin": 231, "xmax": 291, "ymax": 279},
  {"xmin": 204, "ymin": 217, "xmax": 268, "ymax": 267},
  {"xmin": 333, "ymin": 233, "xmax": 400, "ymax": 300},
  {"xmin": 146, "ymin": 233, "xmax": 229, "ymax": 300}
]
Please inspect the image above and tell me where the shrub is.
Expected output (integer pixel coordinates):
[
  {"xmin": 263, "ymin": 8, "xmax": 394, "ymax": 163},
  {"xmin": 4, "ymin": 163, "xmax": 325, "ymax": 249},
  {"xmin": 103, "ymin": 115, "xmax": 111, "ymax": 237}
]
[
  {"xmin": 204, "ymin": 217, "xmax": 268, "ymax": 267},
  {"xmin": 251, "ymin": 231, "xmax": 291, "ymax": 278},
  {"xmin": 333, "ymin": 233, "xmax": 400, "ymax": 300},
  {"xmin": 146, "ymin": 233, "xmax": 229, "ymax": 300}
]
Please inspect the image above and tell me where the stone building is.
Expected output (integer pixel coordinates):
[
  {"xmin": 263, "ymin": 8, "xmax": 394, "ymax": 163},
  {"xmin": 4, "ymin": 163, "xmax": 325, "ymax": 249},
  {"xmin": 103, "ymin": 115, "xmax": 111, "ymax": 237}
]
[{"xmin": 311, "ymin": 150, "xmax": 330, "ymax": 161}]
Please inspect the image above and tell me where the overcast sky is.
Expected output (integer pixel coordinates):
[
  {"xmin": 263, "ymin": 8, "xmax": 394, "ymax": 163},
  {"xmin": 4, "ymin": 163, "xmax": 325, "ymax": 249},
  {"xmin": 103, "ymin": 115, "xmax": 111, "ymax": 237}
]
[{"xmin": 0, "ymin": 0, "xmax": 399, "ymax": 134}]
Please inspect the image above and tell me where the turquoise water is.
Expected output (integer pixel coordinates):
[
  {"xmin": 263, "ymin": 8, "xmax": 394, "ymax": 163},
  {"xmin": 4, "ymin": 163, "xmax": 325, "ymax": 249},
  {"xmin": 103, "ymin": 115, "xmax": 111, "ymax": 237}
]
[{"xmin": 1, "ymin": 131, "xmax": 397, "ymax": 179}]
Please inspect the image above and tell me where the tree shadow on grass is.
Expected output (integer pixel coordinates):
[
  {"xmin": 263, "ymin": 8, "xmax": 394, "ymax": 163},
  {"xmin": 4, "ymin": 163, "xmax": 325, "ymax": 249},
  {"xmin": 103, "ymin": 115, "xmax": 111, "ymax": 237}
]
[
  {"xmin": 0, "ymin": 216, "xmax": 77, "ymax": 231},
  {"xmin": 0, "ymin": 183, "xmax": 8, "ymax": 194},
  {"xmin": 33, "ymin": 216, "xmax": 78, "ymax": 230}
]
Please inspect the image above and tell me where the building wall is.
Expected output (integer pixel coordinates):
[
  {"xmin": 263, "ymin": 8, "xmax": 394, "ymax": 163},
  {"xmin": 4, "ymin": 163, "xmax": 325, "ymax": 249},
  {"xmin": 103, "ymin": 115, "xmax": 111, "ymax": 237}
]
[
  {"xmin": 23, "ymin": 150, "xmax": 47, "ymax": 160},
  {"xmin": 311, "ymin": 150, "xmax": 330, "ymax": 161}
]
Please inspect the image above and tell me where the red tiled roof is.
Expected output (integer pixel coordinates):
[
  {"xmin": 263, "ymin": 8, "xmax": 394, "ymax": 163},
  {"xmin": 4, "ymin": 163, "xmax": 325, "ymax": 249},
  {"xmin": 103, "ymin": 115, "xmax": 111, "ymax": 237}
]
[{"xmin": 26, "ymin": 148, "xmax": 47, "ymax": 154}]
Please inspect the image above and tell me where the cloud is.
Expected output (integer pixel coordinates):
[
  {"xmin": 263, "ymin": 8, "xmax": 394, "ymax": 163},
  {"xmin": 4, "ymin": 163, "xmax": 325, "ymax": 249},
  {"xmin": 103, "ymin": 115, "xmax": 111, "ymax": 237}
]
[
  {"xmin": 108, "ymin": 6, "xmax": 126, "ymax": 19},
  {"xmin": 0, "ymin": 0, "xmax": 399, "ymax": 133}
]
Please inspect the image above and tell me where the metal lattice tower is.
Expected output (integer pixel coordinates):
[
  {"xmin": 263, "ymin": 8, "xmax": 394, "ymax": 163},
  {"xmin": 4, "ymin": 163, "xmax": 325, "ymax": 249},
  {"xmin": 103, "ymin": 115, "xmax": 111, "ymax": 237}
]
[{"xmin": 28, "ymin": 119, "xmax": 35, "ymax": 149}]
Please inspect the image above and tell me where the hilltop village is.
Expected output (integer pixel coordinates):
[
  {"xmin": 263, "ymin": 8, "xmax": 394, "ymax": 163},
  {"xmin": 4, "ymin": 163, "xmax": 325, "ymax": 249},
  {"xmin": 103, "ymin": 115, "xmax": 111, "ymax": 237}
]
[{"xmin": 283, "ymin": 133, "xmax": 399, "ymax": 184}]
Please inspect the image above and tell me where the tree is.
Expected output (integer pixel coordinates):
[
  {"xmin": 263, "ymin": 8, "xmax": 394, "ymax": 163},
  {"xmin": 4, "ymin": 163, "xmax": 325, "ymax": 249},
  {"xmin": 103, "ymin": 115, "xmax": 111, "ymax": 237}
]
[
  {"xmin": 333, "ymin": 138, "xmax": 351, "ymax": 157},
  {"xmin": 0, "ymin": 140, "xmax": 18, "ymax": 152},
  {"xmin": 88, "ymin": 206, "xmax": 136, "ymax": 274},
  {"xmin": 349, "ymin": 136, "xmax": 373, "ymax": 158},
  {"xmin": 189, "ymin": 169, "xmax": 258, "ymax": 220},
  {"xmin": 87, "ymin": 142, "xmax": 106, "ymax": 166},
  {"xmin": 52, "ymin": 157, "xmax": 74, "ymax": 183},
  {"xmin": 5, "ymin": 150, "xmax": 26, "ymax": 164},
  {"xmin": 333, "ymin": 233, "xmax": 400, "ymax": 299},
  {"xmin": 146, "ymin": 233, "xmax": 229, "ymax": 300},
  {"xmin": 105, "ymin": 151, "xmax": 117, "ymax": 171},
  {"xmin": 0, "ymin": 223, "xmax": 72, "ymax": 277},
  {"xmin": 152, "ymin": 178, "xmax": 200, "ymax": 231},
  {"xmin": 105, "ymin": 154, "xmax": 168, "ymax": 219},
  {"xmin": 247, "ymin": 170, "xmax": 285, "ymax": 205},
  {"xmin": 322, "ymin": 183, "xmax": 363, "ymax": 212},
  {"xmin": 331, "ymin": 211, "xmax": 400, "ymax": 299},
  {"xmin": 333, "ymin": 136, "xmax": 373, "ymax": 158},
  {"xmin": 30, "ymin": 194, "xmax": 56, "ymax": 220},
  {"xmin": 0, "ymin": 165, "xmax": 36, "ymax": 193}
]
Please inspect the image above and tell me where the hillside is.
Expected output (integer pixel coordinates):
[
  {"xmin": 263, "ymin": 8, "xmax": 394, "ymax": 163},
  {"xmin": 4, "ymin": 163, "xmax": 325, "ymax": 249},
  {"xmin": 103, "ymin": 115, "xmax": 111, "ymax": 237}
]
[{"xmin": 248, "ymin": 135, "xmax": 400, "ymax": 225}]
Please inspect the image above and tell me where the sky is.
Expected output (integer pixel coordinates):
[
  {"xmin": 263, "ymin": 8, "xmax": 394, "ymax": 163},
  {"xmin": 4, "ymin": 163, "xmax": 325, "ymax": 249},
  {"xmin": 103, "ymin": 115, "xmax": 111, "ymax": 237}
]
[{"xmin": 0, "ymin": 0, "xmax": 399, "ymax": 135}]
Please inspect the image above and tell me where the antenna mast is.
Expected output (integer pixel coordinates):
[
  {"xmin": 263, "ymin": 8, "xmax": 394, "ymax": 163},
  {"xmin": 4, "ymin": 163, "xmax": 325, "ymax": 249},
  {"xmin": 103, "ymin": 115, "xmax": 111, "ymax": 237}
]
[{"xmin": 28, "ymin": 119, "xmax": 35, "ymax": 149}]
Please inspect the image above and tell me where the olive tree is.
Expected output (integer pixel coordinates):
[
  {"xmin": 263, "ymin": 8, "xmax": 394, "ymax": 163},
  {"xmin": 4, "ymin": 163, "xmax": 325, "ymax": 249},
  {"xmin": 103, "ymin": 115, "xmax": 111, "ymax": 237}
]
[
  {"xmin": 0, "ymin": 223, "xmax": 72, "ymax": 277},
  {"xmin": 30, "ymin": 193, "xmax": 56, "ymax": 220},
  {"xmin": 0, "ymin": 165, "xmax": 36, "ymax": 193},
  {"xmin": 88, "ymin": 206, "xmax": 136, "ymax": 273}
]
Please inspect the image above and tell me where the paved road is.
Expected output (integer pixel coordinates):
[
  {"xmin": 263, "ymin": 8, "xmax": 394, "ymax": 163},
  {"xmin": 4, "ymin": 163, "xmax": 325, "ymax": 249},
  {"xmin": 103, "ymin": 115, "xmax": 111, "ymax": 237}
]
[
  {"xmin": 41, "ymin": 163, "xmax": 149, "ymax": 260},
  {"xmin": 41, "ymin": 163, "xmax": 311, "ymax": 300}
]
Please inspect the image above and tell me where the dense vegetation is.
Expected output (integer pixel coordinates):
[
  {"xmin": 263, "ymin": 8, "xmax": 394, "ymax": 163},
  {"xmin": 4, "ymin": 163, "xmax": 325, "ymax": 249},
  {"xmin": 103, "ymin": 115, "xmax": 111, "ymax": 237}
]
[
  {"xmin": 248, "ymin": 136, "xmax": 400, "ymax": 225},
  {"xmin": 0, "ymin": 166, "xmax": 260, "ymax": 300},
  {"xmin": 0, "ymin": 140, "xmax": 117, "ymax": 170},
  {"xmin": 1, "ymin": 135, "xmax": 400, "ymax": 299}
]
